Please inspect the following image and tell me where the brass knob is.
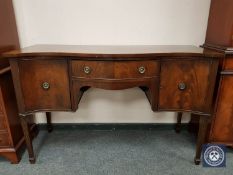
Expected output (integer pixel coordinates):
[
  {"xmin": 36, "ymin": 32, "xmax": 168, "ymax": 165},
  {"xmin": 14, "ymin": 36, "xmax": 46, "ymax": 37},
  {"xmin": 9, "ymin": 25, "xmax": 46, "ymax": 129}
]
[
  {"xmin": 83, "ymin": 66, "xmax": 91, "ymax": 74},
  {"xmin": 42, "ymin": 82, "xmax": 50, "ymax": 90},
  {"xmin": 178, "ymin": 82, "xmax": 186, "ymax": 90},
  {"xmin": 138, "ymin": 66, "xmax": 146, "ymax": 74}
]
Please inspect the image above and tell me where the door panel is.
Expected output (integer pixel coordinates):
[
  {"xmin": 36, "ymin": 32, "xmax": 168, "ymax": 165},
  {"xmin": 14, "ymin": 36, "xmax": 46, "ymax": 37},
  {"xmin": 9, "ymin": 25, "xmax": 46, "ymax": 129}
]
[
  {"xmin": 19, "ymin": 59, "xmax": 71, "ymax": 112},
  {"xmin": 210, "ymin": 76, "xmax": 233, "ymax": 143},
  {"xmin": 159, "ymin": 60, "xmax": 211, "ymax": 112}
]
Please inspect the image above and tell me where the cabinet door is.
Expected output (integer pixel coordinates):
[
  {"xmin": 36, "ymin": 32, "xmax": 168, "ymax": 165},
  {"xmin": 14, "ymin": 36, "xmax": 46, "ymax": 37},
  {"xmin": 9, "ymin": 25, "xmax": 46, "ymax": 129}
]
[
  {"xmin": 19, "ymin": 59, "xmax": 71, "ymax": 112},
  {"xmin": 210, "ymin": 76, "xmax": 233, "ymax": 143},
  {"xmin": 159, "ymin": 60, "xmax": 213, "ymax": 113}
]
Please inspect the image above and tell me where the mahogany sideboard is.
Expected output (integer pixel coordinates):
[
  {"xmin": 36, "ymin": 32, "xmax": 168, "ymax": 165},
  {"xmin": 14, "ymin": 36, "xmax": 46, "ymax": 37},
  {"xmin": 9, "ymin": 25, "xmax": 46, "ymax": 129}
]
[{"xmin": 4, "ymin": 45, "xmax": 222, "ymax": 164}]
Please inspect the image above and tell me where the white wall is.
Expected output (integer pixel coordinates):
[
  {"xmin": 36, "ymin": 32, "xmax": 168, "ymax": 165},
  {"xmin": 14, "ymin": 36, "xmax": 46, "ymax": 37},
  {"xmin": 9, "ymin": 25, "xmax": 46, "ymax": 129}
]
[{"xmin": 12, "ymin": 0, "xmax": 211, "ymax": 123}]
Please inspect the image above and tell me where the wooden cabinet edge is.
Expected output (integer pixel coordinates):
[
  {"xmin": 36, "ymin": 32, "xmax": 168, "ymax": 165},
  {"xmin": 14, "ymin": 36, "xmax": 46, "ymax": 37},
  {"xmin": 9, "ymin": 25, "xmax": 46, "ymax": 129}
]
[{"xmin": 9, "ymin": 59, "xmax": 25, "ymax": 113}]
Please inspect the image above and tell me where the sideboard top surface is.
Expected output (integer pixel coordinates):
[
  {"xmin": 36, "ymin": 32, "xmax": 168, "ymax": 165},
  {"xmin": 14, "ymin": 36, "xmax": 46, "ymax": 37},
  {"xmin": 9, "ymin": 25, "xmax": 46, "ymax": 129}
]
[{"xmin": 3, "ymin": 45, "xmax": 223, "ymax": 59}]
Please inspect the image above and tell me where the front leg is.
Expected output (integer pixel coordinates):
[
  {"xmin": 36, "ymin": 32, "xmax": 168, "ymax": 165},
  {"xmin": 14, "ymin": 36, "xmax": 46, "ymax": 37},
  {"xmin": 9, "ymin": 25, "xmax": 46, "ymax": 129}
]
[
  {"xmin": 175, "ymin": 112, "xmax": 183, "ymax": 133},
  {"xmin": 20, "ymin": 114, "xmax": 36, "ymax": 164},
  {"xmin": 46, "ymin": 112, "xmax": 53, "ymax": 133},
  {"xmin": 194, "ymin": 115, "xmax": 211, "ymax": 165}
]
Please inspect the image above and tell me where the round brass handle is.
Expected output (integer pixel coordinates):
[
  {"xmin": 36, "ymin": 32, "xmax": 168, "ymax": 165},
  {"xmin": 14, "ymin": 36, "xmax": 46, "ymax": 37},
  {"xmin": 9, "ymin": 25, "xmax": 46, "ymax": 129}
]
[
  {"xmin": 138, "ymin": 66, "xmax": 146, "ymax": 74},
  {"xmin": 83, "ymin": 66, "xmax": 91, "ymax": 74},
  {"xmin": 42, "ymin": 82, "xmax": 50, "ymax": 90},
  {"xmin": 178, "ymin": 82, "xmax": 186, "ymax": 90}
]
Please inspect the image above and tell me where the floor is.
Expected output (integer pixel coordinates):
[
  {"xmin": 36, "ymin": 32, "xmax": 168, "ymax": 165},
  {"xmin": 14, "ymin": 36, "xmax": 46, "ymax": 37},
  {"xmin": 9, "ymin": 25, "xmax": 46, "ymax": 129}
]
[{"xmin": 0, "ymin": 129, "xmax": 232, "ymax": 175}]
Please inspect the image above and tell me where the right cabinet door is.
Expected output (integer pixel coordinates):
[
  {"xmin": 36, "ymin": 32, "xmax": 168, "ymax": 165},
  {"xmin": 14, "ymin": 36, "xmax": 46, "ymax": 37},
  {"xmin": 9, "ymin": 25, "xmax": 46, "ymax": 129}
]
[
  {"xmin": 158, "ymin": 59, "xmax": 213, "ymax": 113},
  {"xmin": 210, "ymin": 76, "xmax": 233, "ymax": 143}
]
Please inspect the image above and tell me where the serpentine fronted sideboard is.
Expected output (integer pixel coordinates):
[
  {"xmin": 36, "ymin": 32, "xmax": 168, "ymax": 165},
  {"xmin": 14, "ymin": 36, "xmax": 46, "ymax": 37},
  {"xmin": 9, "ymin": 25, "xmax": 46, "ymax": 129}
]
[{"xmin": 4, "ymin": 45, "xmax": 222, "ymax": 164}]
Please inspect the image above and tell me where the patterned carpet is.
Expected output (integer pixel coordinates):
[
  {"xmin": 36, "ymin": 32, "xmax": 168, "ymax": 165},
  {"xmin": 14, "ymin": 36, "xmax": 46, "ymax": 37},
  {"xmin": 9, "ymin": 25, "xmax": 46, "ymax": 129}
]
[{"xmin": 0, "ymin": 129, "xmax": 232, "ymax": 175}]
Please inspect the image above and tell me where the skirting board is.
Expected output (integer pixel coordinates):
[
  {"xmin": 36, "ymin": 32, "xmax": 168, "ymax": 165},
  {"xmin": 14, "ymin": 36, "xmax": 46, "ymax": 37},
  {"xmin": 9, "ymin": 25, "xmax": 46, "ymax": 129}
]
[{"xmin": 37, "ymin": 123, "xmax": 188, "ymax": 131}]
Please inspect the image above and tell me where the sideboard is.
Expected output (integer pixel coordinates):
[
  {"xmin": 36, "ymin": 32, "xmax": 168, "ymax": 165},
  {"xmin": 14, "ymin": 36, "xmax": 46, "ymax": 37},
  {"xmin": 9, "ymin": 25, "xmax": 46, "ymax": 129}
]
[{"xmin": 4, "ymin": 45, "xmax": 222, "ymax": 164}]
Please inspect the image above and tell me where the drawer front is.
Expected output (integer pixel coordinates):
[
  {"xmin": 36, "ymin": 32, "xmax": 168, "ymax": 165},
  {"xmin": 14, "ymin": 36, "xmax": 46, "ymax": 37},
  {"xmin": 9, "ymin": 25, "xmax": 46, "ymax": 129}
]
[
  {"xmin": 159, "ymin": 60, "xmax": 212, "ymax": 112},
  {"xmin": 0, "ymin": 103, "xmax": 3, "ymax": 115},
  {"xmin": 71, "ymin": 61, "xmax": 159, "ymax": 79},
  {"xmin": 210, "ymin": 76, "xmax": 233, "ymax": 142},
  {"xmin": 0, "ymin": 116, "xmax": 7, "ymax": 131},
  {"xmin": 0, "ymin": 132, "xmax": 10, "ymax": 147},
  {"xmin": 0, "ymin": 93, "xmax": 3, "ymax": 115},
  {"xmin": 223, "ymin": 57, "xmax": 233, "ymax": 70},
  {"xmin": 19, "ymin": 59, "xmax": 71, "ymax": 112}
]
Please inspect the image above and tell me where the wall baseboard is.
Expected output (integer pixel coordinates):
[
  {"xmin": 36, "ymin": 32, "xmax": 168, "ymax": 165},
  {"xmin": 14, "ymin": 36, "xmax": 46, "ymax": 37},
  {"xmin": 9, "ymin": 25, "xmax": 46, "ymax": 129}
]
[{"xmin": 37, "ymin": 123, "xmax": 188, "ymax": 131}]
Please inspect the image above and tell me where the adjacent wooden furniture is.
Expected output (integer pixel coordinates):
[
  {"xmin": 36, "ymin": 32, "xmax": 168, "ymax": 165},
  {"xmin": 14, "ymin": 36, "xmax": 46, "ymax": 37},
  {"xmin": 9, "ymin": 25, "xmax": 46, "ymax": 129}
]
[
  {"xmin": 0, "ymin": 58, "xmax": 23, "ymax": 164},
  {"xmin": 0, "ymin": 0, "xmax": 22, "ymax": 163},
  {"xmin": 176, "ymin": 0, "xmax": 233, "ymax": 146},
  {"xmin": 0, "ymin": 0, "xmax": 20, "ymax": 49},
  {"xmin": 204, "ymin": 0, "xmax": 233, "ymax": 49},
  {"xmin": 4, "ymin": 45, "xmax": 222, "ymax": 164},
  {"xmin": 0, "ymin": 0, "xmax": 40, "ymax": 164},
  {"xmin": 203, "ymin": 0, "xmax": 233, "ymax": 145}
]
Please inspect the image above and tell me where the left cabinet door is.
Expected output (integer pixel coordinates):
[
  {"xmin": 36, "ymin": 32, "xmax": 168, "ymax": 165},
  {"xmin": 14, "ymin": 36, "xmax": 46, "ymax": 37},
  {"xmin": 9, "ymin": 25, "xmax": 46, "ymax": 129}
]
[{"xmin": 16, "ymin": 59, "xmax": 71, "ymax": 113}]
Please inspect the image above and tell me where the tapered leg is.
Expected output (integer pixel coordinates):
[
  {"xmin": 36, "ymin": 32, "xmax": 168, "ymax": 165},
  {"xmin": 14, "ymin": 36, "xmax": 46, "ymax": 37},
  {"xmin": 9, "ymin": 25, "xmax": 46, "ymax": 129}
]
[
  {"xmin": 188, "ymin": 113, "xmax": 200, "ymax": 134},
  {"xmin": 46, "ymin": 112, "xmax": 53, "ymax": 133},
  {"xmin": 20, "ymin": 115, "xmax": 36, "ymax": 164},
  {"xmin": 175, "ymin": 112, "xmax": 183, "ymax": 133},
  {"xmin": 194, "ymin": 115, "xmax": 211, "ymax": 165}
]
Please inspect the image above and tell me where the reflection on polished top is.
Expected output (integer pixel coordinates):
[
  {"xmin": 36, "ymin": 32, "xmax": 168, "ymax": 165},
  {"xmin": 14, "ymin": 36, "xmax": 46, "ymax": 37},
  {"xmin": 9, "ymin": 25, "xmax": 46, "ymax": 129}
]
[{"xmin": 4, "ymin": 45, "xmax": 222, "ymax": 59}]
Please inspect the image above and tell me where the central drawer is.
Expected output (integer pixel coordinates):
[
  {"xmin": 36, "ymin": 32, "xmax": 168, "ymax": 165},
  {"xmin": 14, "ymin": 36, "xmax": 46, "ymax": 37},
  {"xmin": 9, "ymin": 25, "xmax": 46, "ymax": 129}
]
[{"xmin": 71, "ymin": 60, "xmax": 159, "ymax": 79}]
